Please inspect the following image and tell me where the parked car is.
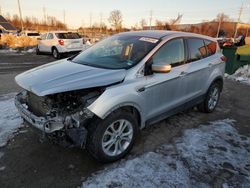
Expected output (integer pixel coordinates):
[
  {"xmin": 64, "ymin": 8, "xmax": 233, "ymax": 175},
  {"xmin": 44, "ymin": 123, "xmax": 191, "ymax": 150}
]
[
  {"xmin": 21, "ymin": 30, "xmax": 40, "ymax": 39},
  {"xmin": 15, "ymin": 31, "xmax": 225, "ymax": 162},
  {"xmin": 36, "ymin": 31, "xmax": 84, "ymax": 59},
  {"xmin": 216, "ymin": 37, "xmax": 234, "ymax": 48}
]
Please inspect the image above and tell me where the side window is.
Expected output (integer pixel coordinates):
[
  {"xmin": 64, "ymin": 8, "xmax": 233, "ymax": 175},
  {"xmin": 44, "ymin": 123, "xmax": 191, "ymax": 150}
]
[
  {"xmin": 204, "ymin": 40, "xmax": 217, "ymax": 56},
  {"xmin": 152, "ymin": 38, "xmax": 185, "ymax": 67},
  {"xmin": 187, "ymin": 38, "xmax": 206, "ymax": 62},
  {"xmin": 41, "ymin": 34, "xmax": 47, "ymax": 40},
  {"xmin": 47, "ymin": 33, "xmax": 54, "ymax": 40}
]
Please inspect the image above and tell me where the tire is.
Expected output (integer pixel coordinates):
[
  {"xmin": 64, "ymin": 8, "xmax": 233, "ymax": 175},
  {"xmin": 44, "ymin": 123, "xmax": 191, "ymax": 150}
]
[
  {"xmin": 36, "ymin": 46, "xmax": 40, "ymax": 55},
  {"xmin": 52, "ymin": 47, "xmax": 61, "ymax": 59},
  {"xmin": 86, "ymin": 110, "xmax": 138, "ymax": 163},
  {"xmin": 198, "ymin": 82, "xmax": 221, "ymax": 113}
]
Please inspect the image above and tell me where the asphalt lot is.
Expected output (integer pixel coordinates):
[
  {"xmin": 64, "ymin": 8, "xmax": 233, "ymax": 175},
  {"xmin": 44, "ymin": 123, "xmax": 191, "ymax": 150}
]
[{"xmin": 0, "ymin": 52, "xmax": 250, "ymax": 187}]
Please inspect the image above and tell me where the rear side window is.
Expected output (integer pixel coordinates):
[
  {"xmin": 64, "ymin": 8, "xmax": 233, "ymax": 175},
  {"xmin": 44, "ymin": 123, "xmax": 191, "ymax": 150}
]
[
  {"xmin": 152, "ymin": 38, "xmax": 185, "ymax": 67},
  {"xmin": 41, "ymin": 33, "xmax": 47, "ymax": 40},
  {"xmin": 55, "ymin": 33, "xmax": 81, "ymax": 39},
  {"xmin": 187, "ymin": 38, "xmax": 206, "ymax": 62},
  {"xmin": 204, "ymin": 40, "xmax": 217, "ymax": 56}
]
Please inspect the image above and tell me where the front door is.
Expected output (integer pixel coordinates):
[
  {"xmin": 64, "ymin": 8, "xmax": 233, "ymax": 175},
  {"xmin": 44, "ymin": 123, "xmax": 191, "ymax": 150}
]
[{"xmin": 142, "ymin": 38, "xmax": 188, "ymax": 120}]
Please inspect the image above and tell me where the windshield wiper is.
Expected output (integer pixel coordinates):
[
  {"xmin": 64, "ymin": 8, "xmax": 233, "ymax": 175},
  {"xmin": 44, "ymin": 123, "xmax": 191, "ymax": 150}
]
[{"xmin": 67, "ymin": 53, "xmax": 79, "ymax": 62}]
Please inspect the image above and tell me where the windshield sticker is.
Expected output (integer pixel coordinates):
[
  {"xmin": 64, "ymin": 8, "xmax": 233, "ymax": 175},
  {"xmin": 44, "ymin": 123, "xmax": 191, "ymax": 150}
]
[{"xmin": 139, "ymin": 37, "xmax": 158, "ymax": 43}]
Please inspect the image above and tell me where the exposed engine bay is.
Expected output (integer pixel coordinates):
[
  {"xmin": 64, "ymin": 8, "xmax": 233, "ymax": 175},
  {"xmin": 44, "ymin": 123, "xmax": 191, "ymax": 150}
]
[{"xmin": 15, "ymin": 88, "xmax": 104, "ymax": 148}]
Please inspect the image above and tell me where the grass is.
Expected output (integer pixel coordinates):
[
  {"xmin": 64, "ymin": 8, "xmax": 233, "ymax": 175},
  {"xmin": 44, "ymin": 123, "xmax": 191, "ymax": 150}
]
[{"xmin": 0, "ymin": 34, "xmax": 38, "ymax": 49}]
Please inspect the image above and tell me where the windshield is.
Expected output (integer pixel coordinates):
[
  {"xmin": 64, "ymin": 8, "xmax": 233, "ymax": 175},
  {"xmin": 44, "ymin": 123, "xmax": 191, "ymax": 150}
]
[
  {"xmin": 56, "ymin": 33, "xmax": 81, "ymax": 39},
  {"xmin": 72, "ymin": 35, "xmax": 159, "ymax": 69}
]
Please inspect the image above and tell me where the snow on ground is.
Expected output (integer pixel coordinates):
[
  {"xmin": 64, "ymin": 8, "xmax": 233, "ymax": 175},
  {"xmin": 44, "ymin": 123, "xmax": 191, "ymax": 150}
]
[
  {"xmin": 82, "ymin": 119, "xmax": 250, "ymax": 188},
  {"xmin": 225, "ymin": 65, "xmax": 250, "ymax": 85},
  {"xmin": 0, "ymin": 48, "xmax": 35, "ymax": 54},
  {"xmin": 0, "ymin": 93, "xmax": 23, "ymax": 147}
]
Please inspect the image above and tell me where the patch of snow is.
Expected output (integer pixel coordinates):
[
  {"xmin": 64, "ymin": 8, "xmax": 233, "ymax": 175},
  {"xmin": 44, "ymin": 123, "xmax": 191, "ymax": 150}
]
[
  {"xmin": 0, "ymin": 47, "xmax": 35, "ymax": 54},
  {"xmin": 0, "ymin": 93, "xmax": 23, "ymax": 147},
  {"xmin": 0, "ymin": 166, "xmax": 6, "ymax": 171},
  {"xmin": 225, "ymin": 65, "xmax": 250, "ymax": 85},
  {"xmin": 82, "ymin": 119, "xmax": 250, "ymax": 188}
]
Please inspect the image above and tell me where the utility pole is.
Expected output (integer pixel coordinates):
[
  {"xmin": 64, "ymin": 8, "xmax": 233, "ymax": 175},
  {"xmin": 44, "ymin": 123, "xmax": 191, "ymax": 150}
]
[
  {"xmin": 89, "ymin": 12, "xmax": 92, "ymax": 28},
  {"xmin": 149, "ymin": 10, "xmax": 153, "ymax": 30},
  {"xmin": 100, "ymin": 12, "xmax": 103, "ymax": 33},
  {"xmin": 234, "ymin": 3, "xmax": 244, "ymax": 40},
  {"xmin": 17, "ymin": 0, "xmax": 24, "ymax": 31},
  {"xmin": 43, "ymin": 6, "xmax": 46, "ymax": 24},
  {"xmin": 63, "ymin": 9, "xmax": 66, "ymax": 26},
  {"xmin": 216, "ymin": 14, "xmax": 222, "ymax": 38}
]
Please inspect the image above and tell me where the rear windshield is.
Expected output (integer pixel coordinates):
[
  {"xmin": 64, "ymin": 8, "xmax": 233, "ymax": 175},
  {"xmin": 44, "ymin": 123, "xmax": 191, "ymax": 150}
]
[
  {"xmin": 27, "ymin": 33, "xmax": 40, "ymax": 36},
  {"xmin": 55, "ymin": 33, "xmax": 81, "ymax": 39}
]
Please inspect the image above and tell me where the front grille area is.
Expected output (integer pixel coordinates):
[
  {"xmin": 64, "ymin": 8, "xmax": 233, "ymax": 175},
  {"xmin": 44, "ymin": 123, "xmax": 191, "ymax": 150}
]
[{"xmin": 27, "ymin": 91, "xmax": 49, "ymax": 116}]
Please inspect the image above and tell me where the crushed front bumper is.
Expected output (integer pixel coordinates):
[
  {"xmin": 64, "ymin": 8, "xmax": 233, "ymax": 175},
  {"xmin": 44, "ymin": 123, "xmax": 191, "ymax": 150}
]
[{"xmin": 15, "ymin": 91, "xmax": 64, "ymax": 133}]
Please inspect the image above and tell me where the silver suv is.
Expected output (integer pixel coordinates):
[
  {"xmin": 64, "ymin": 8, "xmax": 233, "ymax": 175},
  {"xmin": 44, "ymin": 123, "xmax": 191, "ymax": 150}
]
[{"xmin": 15, "ymin": 31, "xmax": 225, "ymax": 162}]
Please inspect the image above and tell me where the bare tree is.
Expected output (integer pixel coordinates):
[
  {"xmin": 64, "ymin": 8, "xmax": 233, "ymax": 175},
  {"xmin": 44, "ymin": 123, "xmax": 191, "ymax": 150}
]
[
  {"xmin": 140, "ymin": 18, "xmax": 147, "ymax": 29},
  {"xmin": 169, "ymin": 13, "xmax": 183, "ymax": 30},
  {"xmin": 215, "ymin": 13, "xmax": 231, "ymax": 23},
  {"xmin": 108, "ymin": 10, "xmax": 123, "ymax": 31}
]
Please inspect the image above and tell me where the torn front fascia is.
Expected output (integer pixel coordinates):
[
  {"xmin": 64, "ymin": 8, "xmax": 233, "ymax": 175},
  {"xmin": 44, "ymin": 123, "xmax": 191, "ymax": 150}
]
[{"xmin": 16, "ymin": 90, "xmax": 95, "ymax": 148}]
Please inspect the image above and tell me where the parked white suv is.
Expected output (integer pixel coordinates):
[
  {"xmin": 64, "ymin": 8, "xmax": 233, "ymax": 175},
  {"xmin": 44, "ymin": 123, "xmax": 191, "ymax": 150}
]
[
  {"xmin": 36, "ymin": 31, "xmax": 84, "ymax": 59},
  {"xmin": 21, "ymin": 30, "xmax": 40, "ymax": 39},
  {"xmin": 15, "ymin": 31, "xmax": 226, "ymax": 162}
]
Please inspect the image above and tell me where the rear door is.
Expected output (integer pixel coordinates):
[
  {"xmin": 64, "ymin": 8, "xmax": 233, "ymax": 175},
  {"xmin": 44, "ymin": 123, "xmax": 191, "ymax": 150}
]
[
  {"xmin": 43, "ymin": 33, "xmax": 54, "ymax": 52},
  {"xmin": 179, "ymin": 38, "xmax": 211, "ymax": 102},
  {"xmin": 38, "ymin": 33, "xmax": 47, "ymax": 52}
]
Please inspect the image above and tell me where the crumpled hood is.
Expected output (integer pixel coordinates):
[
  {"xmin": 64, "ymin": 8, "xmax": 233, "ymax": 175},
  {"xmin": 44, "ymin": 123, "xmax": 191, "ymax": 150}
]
[{"xmin": 15, "ymin": 59, "xmax": 126, "ymax": 96}]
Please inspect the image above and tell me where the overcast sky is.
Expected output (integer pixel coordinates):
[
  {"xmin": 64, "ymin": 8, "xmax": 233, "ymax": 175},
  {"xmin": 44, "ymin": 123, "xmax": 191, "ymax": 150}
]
[{"xmin": 1, "ymin": 0, "xmax": 250, "ymax": 28}]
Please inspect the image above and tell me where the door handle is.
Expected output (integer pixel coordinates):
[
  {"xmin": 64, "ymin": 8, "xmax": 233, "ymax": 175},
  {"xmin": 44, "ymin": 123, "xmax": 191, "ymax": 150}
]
[{"xmin": 137, "ymin": 87, "xmax": 145, "ymax": 92}]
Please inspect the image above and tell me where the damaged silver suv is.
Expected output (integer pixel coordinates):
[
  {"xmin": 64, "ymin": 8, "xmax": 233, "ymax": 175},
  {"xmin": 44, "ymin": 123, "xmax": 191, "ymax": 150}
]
[{"xmin": 15, "ymin": 31, "xmax": 225, "ymax": 162}]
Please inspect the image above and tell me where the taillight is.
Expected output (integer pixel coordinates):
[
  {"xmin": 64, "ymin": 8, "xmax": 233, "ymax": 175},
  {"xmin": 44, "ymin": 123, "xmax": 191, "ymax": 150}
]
[
  {"xmin": 58, "ymin": 39, "xmax": 64, "ymax": 45},
  {"xmin": 221, "ymin": 55, "xmax": 227, "ymax": 62}
]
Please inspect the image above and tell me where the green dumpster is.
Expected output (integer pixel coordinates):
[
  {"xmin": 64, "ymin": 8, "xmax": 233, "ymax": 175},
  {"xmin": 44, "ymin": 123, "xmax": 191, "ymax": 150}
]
[
  {"xmin": 222, "ymin": 46, "xmax": 237, "ymax": 75},
  {"xmin": 222, "ymin": 45, "xmax": 250, "ymax": 75}
]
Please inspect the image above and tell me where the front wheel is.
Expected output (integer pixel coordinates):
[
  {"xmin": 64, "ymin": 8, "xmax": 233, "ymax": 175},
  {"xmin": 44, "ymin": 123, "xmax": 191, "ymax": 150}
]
[
  {"xmin": 86, "ymin": 110, "xmax": 138, "ymax": 162},
  {"xmin": 198, "ymin": 82, "xmax": 221, "ymax": 113}
]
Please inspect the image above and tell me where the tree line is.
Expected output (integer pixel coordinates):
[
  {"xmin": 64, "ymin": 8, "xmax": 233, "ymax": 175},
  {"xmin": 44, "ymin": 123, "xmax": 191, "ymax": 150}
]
[{"xmin": 3, "ymin": 10, "xmax": 250, "ymax": 37}]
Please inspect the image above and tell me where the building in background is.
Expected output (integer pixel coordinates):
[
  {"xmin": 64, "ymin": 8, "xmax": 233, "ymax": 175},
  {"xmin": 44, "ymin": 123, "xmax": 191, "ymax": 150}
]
[{"xmin": 0, "ymin": 15, "xmax": 18, "ymax": 34}]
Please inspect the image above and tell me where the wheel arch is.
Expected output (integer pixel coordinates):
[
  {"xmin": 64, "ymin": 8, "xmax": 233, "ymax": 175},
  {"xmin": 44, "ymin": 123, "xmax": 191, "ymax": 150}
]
[
  {"xmin": 91, "ymin": 103, "xmax": 144, "ymax": 129},
  {"xmin": 209, "ymin": 76, "xmax": 223, "ymax": 92}
]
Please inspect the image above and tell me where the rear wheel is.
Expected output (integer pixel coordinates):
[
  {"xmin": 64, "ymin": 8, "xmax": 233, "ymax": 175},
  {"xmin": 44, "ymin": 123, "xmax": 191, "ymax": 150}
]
[
  {"xmin": 52, "ymin": 47, "xmax": 61, "ymax": 59},
  {"xmin": 198, "ymin": 82, "xmax": 221, "ymax": 113},
  {"xmin": 86, "ymin": 110, "xmax": 138, "ymax": 163}
]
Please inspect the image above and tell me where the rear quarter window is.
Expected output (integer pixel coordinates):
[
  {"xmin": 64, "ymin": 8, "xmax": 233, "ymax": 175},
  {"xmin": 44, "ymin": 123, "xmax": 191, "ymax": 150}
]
[
  {"xmin": 204, "ymin": 40, "xmax": 217, "ymax": 56},
  {"xmin": 187, "ymin": 38, "xmax": 207, "ymax": 62}
]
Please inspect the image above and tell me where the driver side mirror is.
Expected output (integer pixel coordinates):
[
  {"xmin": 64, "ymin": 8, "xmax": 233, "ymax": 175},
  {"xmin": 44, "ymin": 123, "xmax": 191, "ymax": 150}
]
[{"xmin": 152, "ymin": 64, "xmax": 172, "ymax": 73}]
